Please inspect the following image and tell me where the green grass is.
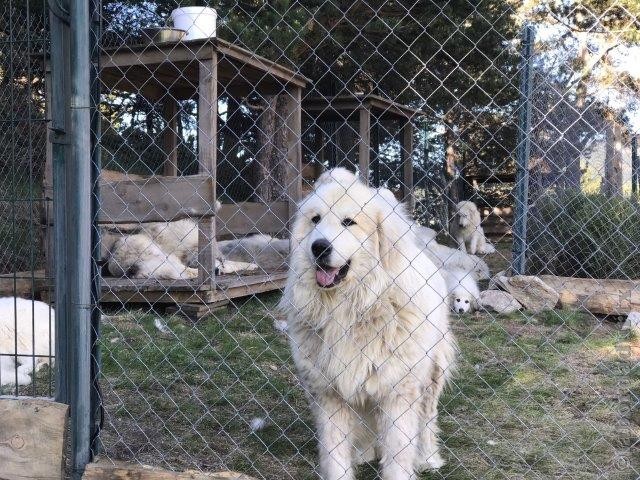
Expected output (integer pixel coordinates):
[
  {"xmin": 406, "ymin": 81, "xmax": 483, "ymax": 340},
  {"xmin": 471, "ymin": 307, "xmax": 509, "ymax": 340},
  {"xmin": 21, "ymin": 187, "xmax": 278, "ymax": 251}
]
[{"xmin": 98, "ymin": 296, "xmax": 640, "ymax": 479}]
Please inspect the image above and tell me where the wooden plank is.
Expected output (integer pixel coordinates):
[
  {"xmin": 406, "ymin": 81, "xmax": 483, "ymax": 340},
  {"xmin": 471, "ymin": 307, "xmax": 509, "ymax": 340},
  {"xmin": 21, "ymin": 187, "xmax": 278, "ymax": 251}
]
[
  {"xmin": 358, "ymin": 105, "xmax": 371, "ymax": 185},
  {"xmin": 98, "ymin": 196, "xmax": 287, "ymax": 235},
  {"xmin": 100, "ymin": 38, "xmax": 309, "ymax": 88},
  {"xmin": 539, "ymin": 275, "xmax": 640, "ymax": 316},
  {"xmin": 97, "ymin": 176, "xmax": 215, "ymax": 224},
  {"xmin": 83, "ymin": 459, "xmax": 257, "ymax": 480},
  {"xmin": 0, "ymin": 398, "xmax": 68, "ymax": 480},
  {"xmin": 0, "ymin": 270, "xmax": 49, "ymax": 297},
  {"xmin": 166, "ymin": 301, "xmax": 230, "ymax": 322},
  {"xmin": 302, "ymin": 95, "xmax": 426, "ymax": 121},
  {"xmin": 400, "ymin": 121, "xmax": 415, "ymax": 211},
  {"xmin": 197, "ymin": 54, "xmax": 218, "ymax": 287},
  {"xmin": 217, "ymin": 201, "xmax": 289, "ymax": 237},
  {"xmin": 284, "ymin": 87, "xmax": 303, "ymax": 226},
  {"xmin": 162, "ymin": 98, "xmax": 179, "ymax": 176},
  {"xmin": 99, "ymin": 272, "xmax": 288, "ymax": 304}
]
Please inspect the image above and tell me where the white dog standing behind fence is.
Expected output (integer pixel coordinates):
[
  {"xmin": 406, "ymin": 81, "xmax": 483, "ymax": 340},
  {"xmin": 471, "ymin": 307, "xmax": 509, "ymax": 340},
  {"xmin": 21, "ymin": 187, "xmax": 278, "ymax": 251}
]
[
  {"xmin": 450, "ymin": 200, "xmax": 496, "ymax": 255},
  {"xmin": 281, "ymin": 168, "xmax": 456, "ymax": 480}
]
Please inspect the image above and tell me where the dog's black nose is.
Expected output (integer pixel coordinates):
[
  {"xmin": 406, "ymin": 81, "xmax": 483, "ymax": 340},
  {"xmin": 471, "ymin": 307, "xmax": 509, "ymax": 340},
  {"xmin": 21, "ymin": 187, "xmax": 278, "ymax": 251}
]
[
  {"xmin": 458, "ymin": 308, "xmax": 464, "ymax": 313},
  {"xmin": 311, "ymin": 239, "xmax": 332, "ymax": 260}
]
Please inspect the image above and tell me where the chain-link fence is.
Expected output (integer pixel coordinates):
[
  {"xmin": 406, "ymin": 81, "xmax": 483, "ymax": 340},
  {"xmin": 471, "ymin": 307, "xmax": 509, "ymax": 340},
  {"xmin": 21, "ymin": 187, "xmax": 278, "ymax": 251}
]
[
  {"xmin": 1, "ymin": 1, "xmax": 639, "ymax": 479},
  {"xmin": 0, "ymin": 1, "xmax": 55, "ymax": 397}
]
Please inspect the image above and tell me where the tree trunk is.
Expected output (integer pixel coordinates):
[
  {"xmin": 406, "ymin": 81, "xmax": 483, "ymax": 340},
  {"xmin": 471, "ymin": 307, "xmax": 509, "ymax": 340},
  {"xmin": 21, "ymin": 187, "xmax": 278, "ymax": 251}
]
[
  {"xmin": 253, "ymin": 95, "xmax": 287, "ymax": 202},
  {"xmin": 602, "ymin": 118, "xmax": 623, "ymax": 197},
  {"xmin": 444, "ymin": 118, "xmax": 461, "ymax": 214}
]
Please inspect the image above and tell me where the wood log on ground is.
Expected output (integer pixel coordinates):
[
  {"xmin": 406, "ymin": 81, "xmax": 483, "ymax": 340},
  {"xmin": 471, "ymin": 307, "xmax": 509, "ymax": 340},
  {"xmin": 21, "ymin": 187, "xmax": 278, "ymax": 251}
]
[
  {"xmin": 0, "ymin": 398, "xmax": 68, "ymax": 480},
  {"xmin": 539, "ymin": 275, "xmax": 640, "ymax": 316},
  {"xmin": 496, "ymin": 275, "xmax": 559, "ymax": 313},
  {"xmin": 82, "ymin": 459, "xmax": 258, "ymax": 480}
]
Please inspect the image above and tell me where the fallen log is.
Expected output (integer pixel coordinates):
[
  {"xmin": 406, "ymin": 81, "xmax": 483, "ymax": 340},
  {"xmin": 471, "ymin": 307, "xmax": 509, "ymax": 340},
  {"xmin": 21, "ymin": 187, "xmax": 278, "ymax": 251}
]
[{"xmin": 539, "ymin": 275, "xmax": 640, "ymax": 316}]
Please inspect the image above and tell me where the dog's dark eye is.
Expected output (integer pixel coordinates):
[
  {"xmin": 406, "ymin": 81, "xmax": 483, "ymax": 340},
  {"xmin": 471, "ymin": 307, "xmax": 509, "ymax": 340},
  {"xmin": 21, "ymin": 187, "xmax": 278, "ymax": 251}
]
[
  {"xmin": 311, "ymin": 215, "xmax": 321, "ymax": 224},
  {"xmin": 465, "ymin": 300, "xmax": 469, "ymax": 303},
  {"xmin": 342, "ymin": 218, "xmax": 357, "ymax": 227},
  {"xmin": 456, "ymin": 299, "xmax": 460, "ymax": 302}
]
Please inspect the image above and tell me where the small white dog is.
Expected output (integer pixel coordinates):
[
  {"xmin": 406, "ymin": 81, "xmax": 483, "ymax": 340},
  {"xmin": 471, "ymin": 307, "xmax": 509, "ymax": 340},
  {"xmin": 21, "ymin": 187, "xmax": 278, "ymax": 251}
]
[
  {"xmin": 0, "ymin": 297, "xmax": 55, "ymax": 387},
  {"xmin": 281, "ymin": 168, "xmax": 455, "ymax": 480},
  {"xmin": 450, "ymin": 201, "xmax": 496, "ymax": 255},
  {"xmin": 441, "ymin": 268, "xmax": 481, "ymax": 314}
]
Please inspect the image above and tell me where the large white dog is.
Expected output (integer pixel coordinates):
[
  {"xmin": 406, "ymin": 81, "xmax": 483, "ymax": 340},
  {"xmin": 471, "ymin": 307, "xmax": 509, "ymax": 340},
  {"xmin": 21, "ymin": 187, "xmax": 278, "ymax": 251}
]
[
  {"xmin": 450, "ymin": 201, "xmax": 496, "ymax": 255},
  {"xmin": 280, "ymin": 168, "xmax": 455, "ymax": 480},
  {"xmin": 0, "ymin": 297, "xmax": 55, "ymax": 387},
  {"xmin": 105, "ymin": 218, "xmax": 289, "ymax": 280}
]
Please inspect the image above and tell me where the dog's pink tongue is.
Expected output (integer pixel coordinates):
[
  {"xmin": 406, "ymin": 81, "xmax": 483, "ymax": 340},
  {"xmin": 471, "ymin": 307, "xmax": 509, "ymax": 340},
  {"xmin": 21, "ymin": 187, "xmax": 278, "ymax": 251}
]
[{"xmin": 316, "ymin": 267, "xmax": 339, "ymax": 287}]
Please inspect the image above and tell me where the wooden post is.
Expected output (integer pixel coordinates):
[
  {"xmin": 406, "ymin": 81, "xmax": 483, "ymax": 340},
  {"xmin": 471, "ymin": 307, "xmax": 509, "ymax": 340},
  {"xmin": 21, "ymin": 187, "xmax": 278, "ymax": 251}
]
[
  {"xmin": 358, "ymin": 105, "xmax": 371, "ymax": 184},
  {"xmin": 285, "ymin": 86, "xmax": 302, "ymax": 226},
  {"xmin": 0, "ymin": 399, "xmax": 69, "ymax": 480},
  {"xmin": 197, "ymin": 52, "xmax": 218, "ymax": 287},
  {"xmin": 162, "ymin": 97, "xmax": 179, "ymax": 176},
  {"xmin": 313, "ymin": 123, "xmax": 325, "ymax": 178},
  {"xmin": 401, "ymin": 120, "xmax": 414, "ymax": 211}
]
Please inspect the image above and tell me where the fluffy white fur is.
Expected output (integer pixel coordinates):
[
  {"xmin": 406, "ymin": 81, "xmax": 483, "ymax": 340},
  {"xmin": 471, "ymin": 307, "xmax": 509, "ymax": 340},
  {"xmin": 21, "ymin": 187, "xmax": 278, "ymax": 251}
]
[
  {"xmin": 441, "ymin": 268, "xmax": 481, "ymax": 314},
  {"xmin": 0, "ymin": 297, "xmax": 55, "ymax": 387},
  {"xmin": 450, "ymin": 201, "xmax": 496, "ymax": 255},
  {"xmin": 413, "ymin": 232, "xmax": 491, "ymax": 281},
  {"xmin": 280, "ymin": 168, "xmax": 456, "ymax": 480},
  {"xmin": 103, "ymin": 198, "xmax": 291, "ymax": 279}
]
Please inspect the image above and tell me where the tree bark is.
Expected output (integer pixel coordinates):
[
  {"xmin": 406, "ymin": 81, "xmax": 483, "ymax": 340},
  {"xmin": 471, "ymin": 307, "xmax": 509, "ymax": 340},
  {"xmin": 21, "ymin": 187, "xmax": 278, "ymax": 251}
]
[
  {"xmin": 253, "ymin": 95, "xmax": 287, "ymax": 202},
  {"xmin": 602, "ymin": 117, "xmax": 623, "ymax": 197},
  {"xmin": 444, "ymin": 118, "xmax": 461, "ymax": 213}
]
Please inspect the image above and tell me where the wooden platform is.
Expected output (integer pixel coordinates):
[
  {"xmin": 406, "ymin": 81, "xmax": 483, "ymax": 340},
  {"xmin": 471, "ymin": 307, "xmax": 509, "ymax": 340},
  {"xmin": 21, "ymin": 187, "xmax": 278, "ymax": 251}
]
[
  {"xmin": 100, "ymin": 271, "xmax": 288, "ymax": 306},
  {"xmin": 0, "ymin": 270, "xmax": 50, "ymax": 298}
]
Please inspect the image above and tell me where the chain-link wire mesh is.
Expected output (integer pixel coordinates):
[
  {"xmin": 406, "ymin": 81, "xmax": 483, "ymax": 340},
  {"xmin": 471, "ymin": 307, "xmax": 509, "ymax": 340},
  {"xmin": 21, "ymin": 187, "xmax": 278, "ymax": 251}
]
[
  {"xmin": 0, "ymin": 1, "xmax": 55, "ymax": 398},
  {"xmin": 1, "ymin": 0, "xmax": 640, "ymax": 479}
]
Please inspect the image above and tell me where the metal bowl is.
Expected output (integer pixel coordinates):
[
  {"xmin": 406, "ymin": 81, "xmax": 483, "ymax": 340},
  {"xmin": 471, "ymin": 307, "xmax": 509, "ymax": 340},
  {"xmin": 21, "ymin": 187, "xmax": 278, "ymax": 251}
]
[{"xmin": 140, "ymin": 27, "xmax": 186, "ymax": 45}]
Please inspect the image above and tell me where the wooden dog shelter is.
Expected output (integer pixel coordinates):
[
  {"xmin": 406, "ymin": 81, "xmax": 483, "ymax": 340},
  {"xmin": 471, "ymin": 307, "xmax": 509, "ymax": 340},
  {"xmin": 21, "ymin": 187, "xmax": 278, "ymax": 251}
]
[
  {"xmin": 43, "ymin": 38, "xmax": 309, "ymax": 314},
  {"xmin": 302, "ymin": 94, "xmax": 426, "ymax": 210}
]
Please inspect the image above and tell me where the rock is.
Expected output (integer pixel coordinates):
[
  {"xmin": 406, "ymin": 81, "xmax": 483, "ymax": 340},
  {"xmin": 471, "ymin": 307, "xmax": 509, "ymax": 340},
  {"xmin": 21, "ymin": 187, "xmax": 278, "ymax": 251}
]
[
  {"xmin": 479, "ymin": 290, "xmax": 522, "ymax": 314},
  {"xmin": 622, "ymin": 311, "xmax": 640, "ymax": 333},
  {"xmin": 498, "ymin": 275, "xmax": 559, "ymax": 312},
  {"xmin": 488, "ymin": 270, "xmax": 507, "ymax": 290}
]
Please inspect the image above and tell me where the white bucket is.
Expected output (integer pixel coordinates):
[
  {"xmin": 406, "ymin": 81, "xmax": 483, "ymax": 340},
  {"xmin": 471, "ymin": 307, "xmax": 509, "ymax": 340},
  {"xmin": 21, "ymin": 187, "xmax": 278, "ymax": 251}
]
[{"xmin": 171, "ymin": 7, "xmax": 217, "ymax": 41}]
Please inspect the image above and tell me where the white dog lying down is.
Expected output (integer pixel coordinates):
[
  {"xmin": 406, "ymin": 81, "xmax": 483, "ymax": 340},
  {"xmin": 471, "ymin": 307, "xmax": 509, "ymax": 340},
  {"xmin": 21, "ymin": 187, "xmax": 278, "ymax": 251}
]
[
  {"xmin": 0, "ymin": 297, "xmax": 55, "ymax": 387},
  {"xmin": 450, "ymin": 201, "xmax": 496, "ymax": 255},
  {"xmin": 441, "ymin": 268, "xmax": 481, "ymax": 314},
  {"xmin": 281, "ymin": 168, "xmax": 456, "ymax": 479},
  {"xmin": 413, "ymin": 225, "xmax": 490, "ymax": 281},
  {"xmin": 105, "ymin": 220, "xmax": 289, "ymax": 280}
]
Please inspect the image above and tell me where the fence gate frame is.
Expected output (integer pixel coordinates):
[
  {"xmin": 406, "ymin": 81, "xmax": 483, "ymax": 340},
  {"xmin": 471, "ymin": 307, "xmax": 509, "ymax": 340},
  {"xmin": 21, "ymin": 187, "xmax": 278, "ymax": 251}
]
[{"xmin": 48, "ymin": 0, "xmax": 99, "ymax": 477}]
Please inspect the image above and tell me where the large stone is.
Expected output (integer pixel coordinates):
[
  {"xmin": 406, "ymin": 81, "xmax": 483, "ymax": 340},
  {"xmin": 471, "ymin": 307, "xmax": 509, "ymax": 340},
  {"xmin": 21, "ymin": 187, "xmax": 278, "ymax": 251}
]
[
  {"xmin": 497, "ymin": 275, "xmax": 559, "ymax": 312},
  {"xmin": 488, "ymin": 270, "xmax": 507, "ymax": 290},
  {"xmin": 479, "ymin": 290, "xmax": 522, "ymax": 314}
]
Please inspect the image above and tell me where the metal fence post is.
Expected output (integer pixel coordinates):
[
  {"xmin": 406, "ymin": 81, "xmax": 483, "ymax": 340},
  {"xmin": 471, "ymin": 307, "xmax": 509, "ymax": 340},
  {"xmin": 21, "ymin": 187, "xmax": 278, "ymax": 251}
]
[
  {"xmin": 50, "ymin": 0, "xmax": 94, "ymax": 476},
  {"xmin": 632, "ymin": 135, "xmax": 638, "ymax": 197},
  {"xmin": 512, "ymin": 24, "xmax": 534, "ymax": 275}
]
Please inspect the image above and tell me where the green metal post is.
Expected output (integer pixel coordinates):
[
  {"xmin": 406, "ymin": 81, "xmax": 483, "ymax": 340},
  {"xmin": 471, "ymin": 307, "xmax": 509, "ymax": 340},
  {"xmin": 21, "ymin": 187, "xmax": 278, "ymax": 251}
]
[
  {"xmin": 49, "ymin": 0, "xmax": 93, "ymax": 476},
  {"xmin": 512, "ymin": 25, "xmax": 534, "ymax": 275}
]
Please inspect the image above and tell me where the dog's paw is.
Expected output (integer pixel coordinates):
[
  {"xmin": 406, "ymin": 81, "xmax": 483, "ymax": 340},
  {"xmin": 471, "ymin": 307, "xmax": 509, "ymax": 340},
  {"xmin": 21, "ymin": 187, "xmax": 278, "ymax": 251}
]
[{"xmin": 416, "ymin": 452, "xmax": 445, "ymax": 472}]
